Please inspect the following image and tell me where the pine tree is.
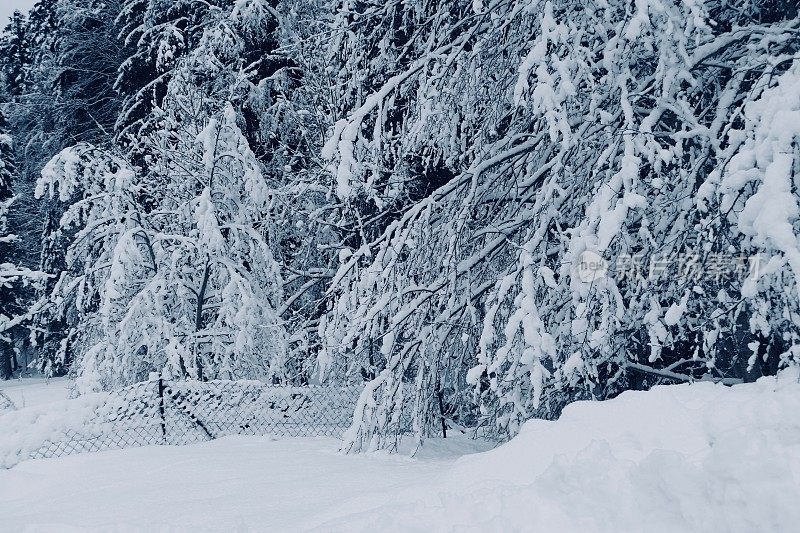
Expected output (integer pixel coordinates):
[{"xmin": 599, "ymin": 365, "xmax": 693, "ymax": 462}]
[
  {"xmin": 0, "ymin": 109, "xmax": 17, "ymax": 379},
  {"xmin": 1, "ymin": 0, "xmax": 129, "ymax": 375},
  {"xmin": 0, "ymin": 11, "xmax": 28, "ymax": 99},
  {"xmin": 0, "ymin": 110, "xmax": 45, "ymax": 379},
  {"xmin": 114, "ymin": 0, "xmax": 228, "ymax": 150}
]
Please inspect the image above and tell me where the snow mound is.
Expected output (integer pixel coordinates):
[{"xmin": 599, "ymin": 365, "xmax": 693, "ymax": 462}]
[
  {"xmin": 0, "ymin": 390, "xmax": 117, "ymax": 468},
  {"xmin": 324, "ymin": 371, "xmax": 800, "ymax": 532}
]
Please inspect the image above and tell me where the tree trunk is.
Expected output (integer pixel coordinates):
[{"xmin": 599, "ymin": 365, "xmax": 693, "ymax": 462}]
[
  {"xmin": 194, "ymin": 257, "xmax": 211, "ymax": 381},
  {"xmin": 1, "ymin": 344, "xmax": 13, "ymax": 380}
]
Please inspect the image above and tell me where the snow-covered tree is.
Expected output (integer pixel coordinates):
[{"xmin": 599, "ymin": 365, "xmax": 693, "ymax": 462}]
[
  {"xmin": 318, "ymin": 0, "xmax": 800, "ymax": 450},
  {"xmin": 0, "ymin": 11, "xmax": 29, "ymax": 100},
  {"xmin": 38, "ymin": 82, "xmax": 289, "ymax": 391},
  {"xmin": 27, "ymin": 0, "xmax": 324, "ymax": 388},
  {"xmin": 129, "ymin": 69, "xmax": 289, "ymax": 386},
  {"xmin": 0, "ymin": 112, "xmax": 46, "ymax": 379},
  {"xmin": 0, "ymin": 0, "xmax": 128, "ymax": 375}
]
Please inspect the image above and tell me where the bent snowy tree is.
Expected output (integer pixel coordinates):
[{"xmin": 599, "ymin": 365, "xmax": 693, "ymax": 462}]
[{"xmin": 318, "ymin": 0, "xmax": 800, "ymax": 450}]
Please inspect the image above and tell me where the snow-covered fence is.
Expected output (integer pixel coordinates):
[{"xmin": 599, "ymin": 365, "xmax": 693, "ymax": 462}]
[{"xmin": 0, "ymin": 379, "xmax": 362, "ymax": 468}]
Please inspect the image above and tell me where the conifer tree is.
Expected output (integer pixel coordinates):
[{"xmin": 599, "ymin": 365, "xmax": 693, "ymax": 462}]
[{"xmin": 0, "ymin": 111, "xmax": 45, "ymax": 379}]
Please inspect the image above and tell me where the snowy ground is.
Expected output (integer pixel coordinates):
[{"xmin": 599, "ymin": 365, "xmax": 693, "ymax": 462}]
[
  {"xmin": 2, "ymin": 372, "xmax": 799, "ymax": 532},
  {"xmin": 0, "ymin": 436, "xmax": 490, "ymax": 532},
  {"xmin": 0, "ymin": 376, "xmax": 71, "ymax": 408}
]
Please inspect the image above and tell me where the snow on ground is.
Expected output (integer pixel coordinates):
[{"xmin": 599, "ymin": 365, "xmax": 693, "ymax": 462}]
[
  {"xmin": 0, "ymin": 376, "xmax": 71, "ymax": 409},
  {"xmin": 2, "ymin": 372, "xmax": 799, "ymax": 532},
  {"xmin": 0, "ymin": 435, "xmax": 490, "ymax": 532}
]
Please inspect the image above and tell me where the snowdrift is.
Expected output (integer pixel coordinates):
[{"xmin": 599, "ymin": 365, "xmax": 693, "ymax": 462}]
[{"xmin": 326, "ymin": 371, "xmax": 800, "ymax": 532}]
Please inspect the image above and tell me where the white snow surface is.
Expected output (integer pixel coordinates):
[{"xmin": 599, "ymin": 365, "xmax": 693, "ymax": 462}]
[
  {"xmin": 2, "ymin": 372, "xmax": 799, "ymax": 532},
  {"xmin": 0, "ymin": 377, "xmax": 71, "ymax": 409}
]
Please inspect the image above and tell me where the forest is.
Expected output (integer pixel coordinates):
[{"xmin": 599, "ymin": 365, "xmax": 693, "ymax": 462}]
[{"xmin": 0, "ymin": 0, "xmax": 798, "ymax": 453}]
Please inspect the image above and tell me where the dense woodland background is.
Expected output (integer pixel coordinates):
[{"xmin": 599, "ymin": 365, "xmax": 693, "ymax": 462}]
[{"xmin": 0, "ymin": 0, "xmax": 798, "ymax": 450}]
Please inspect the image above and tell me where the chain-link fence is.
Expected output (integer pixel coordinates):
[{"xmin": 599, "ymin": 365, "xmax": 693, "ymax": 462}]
[
  {"xmin": 0, "ymin": 389, "xmax": 14, "ymax": 414},
  {"xmin": 0, "ymin": 379, "xmax": 362, "ymax": 468}
]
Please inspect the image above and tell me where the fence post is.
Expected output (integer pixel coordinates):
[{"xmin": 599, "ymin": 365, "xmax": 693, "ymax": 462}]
[
  {"xmin": 437, "ymin": 387, "xmax": 447, "ymax": 439},
  {"xmin": 158, "ymin": 375, "xmax": 167, "ymax": 444}
]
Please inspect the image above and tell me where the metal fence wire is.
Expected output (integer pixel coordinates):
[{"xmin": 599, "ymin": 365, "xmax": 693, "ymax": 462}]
[
  {"xmin": 19, "ymin": 379, "xmax": 363, "ymax": 463},
  {"xmin": 0, "ymin": 389, "xmax": 14, "ymax": 414}
]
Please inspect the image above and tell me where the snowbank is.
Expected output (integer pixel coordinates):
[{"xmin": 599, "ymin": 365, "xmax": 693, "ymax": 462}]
[
  {"xmin": 323, "ymin": 371, "xmax": 800, "ymax": 532},
  {"xmin": 0, "ymin": 390, "xmax": 117, "ymax": 468}
]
